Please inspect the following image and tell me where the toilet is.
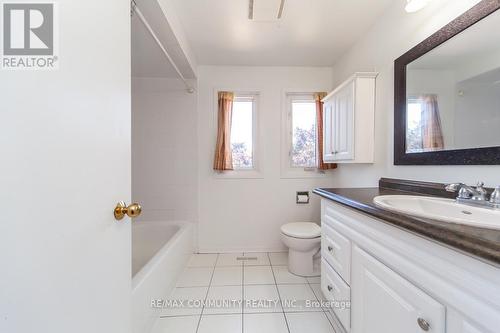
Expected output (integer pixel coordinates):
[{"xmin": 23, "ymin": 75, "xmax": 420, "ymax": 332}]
[{"xmin": 280, "ymin": 222, "xmax": 321, "ymax": 277}]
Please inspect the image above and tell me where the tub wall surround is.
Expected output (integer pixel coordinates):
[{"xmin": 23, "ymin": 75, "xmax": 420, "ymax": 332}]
[{"xmin": 132, "ymin": 77, "xmax": 198, "ymax": 223}]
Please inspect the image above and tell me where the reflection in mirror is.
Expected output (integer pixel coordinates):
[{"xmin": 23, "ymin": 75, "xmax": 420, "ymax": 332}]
[{"xmin": 405, "ymin": 9, "xmax": 500, "ymax": 154}]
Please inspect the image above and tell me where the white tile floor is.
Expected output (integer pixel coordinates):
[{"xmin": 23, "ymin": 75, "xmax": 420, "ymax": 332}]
[{"xmin": 152, "ymin": 252, "xmax": 337, "ymax": 333}]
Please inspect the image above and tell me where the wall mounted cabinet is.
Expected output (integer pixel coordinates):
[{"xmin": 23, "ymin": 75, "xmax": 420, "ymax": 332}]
[{"xmin": 322, "ymin": 73, "xmax": 377, "ymax": 163}]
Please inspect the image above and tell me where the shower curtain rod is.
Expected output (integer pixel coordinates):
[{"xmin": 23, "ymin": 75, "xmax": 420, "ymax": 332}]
[{"xmin": 131, "ymin": 1, "xmax": 195, "ymax": 94}]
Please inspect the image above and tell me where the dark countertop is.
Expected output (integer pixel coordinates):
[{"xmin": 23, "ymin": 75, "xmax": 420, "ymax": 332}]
[{"xmin": 314, "ymin": 187, "xmax": 500, "ymax": 267}]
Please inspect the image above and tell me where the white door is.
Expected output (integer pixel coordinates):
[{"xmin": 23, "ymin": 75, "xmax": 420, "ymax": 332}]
[
  {"xmin": 351, "ymin": 246, "xmax": 446, "ymax": 333},
  {"xmin": 0, "ymin": 1, "xmax": 132, "ymax": 332},
  {"xmin": 333, "ymin": 81, "xmax": 355, "ymax": 161},
  {"xmin": 323, "ymin": 99, "xmax": 336, "ymax": 162}
]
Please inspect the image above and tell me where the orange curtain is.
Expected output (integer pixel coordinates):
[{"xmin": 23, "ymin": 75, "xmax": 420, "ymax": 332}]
[
  {"xmin": 213, "ymin": 92, "xmax": 234, "ymax": 171},
  {"xmin": 315, "ymin": 92, "xmax": 337, "ymax": 171},
  {"xmin": 421, "ymin": 94, "xmax": 444, "ymax": 151}
]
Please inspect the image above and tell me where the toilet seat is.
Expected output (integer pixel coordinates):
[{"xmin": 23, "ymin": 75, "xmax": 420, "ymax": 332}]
[{"xmin": 281, "ymin": 222, "xmax": 321, "ymax": 239}]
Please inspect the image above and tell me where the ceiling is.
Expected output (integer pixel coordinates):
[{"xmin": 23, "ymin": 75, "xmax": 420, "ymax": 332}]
[{"xmin": 169, "ymin": 0, "xmax": 394, "ymax": 66}]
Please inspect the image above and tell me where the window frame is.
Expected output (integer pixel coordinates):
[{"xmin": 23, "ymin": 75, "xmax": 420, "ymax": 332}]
[
  {"xmin": 213, "ymin": 90, "xmax": 261, "ymax": 179},
  {"xmin": 406, "ymin": 96, "xmax": 425, "ymax": 153},
  {"xmin": 281, "ymin": 91, "xmax": 330, "ymax": 179},
  {"xmin": 288, "ymin": 94, "xmax": 319, "ymax": 169},
  {"xmin": 230, "ymin": 94, "xmax": 257, "ymax": 171}
]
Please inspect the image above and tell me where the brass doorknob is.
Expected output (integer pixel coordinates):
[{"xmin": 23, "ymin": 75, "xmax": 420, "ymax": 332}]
[{"xmin": 114, "ymin": 201, "xmax": 142, "ymax": 220}]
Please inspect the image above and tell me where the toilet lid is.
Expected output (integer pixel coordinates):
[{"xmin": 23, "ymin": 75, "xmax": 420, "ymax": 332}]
[{"xmin": 281, "ymin": 222, "xmax": 321, "ymax": 239}]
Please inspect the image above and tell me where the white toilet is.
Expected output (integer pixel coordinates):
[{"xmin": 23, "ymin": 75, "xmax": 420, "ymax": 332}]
[{"xmin": 280, "ymin": 222, "xmax": 321, "ymax": 277}]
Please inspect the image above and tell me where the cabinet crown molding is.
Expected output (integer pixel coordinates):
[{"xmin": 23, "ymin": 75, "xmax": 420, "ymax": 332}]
[
  {"xmin": 322, "ymin": 72, "xmax": 377, "ymax": 164},
  {"xmin": 322, "ymin": 72, "xmax": 378, "ymax": 102}
]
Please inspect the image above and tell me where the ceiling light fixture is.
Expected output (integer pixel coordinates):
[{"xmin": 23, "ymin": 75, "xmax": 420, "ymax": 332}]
[
  {"xmin": 277, "ymin": 0, "xmax": 285, "ymax": 19},
  {"xmin": 405, "ymin": 0, "xmax": 431, "ymax": 13},
  {"xmin": 248, "ymin": 0, "xmax": 254, "ymax": 20},
  {"xmin": 249, "ymin": 0, "xmax": 285, "ymax": 21}
]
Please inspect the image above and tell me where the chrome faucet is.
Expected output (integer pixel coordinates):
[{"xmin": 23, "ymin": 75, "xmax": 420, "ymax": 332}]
[
  {"xmin": 445, "ymin": 182, "xmax": 500, "ymax": 209},
  {"xmin": 445, "ymin": 182, "xmax": 487, "ymax": 201},
  {"xmin": 491, "ymin": 186, "xmax": 500, "ymax": 205}
]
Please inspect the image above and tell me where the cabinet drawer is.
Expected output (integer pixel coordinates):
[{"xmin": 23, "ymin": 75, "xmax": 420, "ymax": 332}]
[
  {"xmin": 322, "ymin": 220, "xmax": 351, "ymax": 284},
  {"xmin": 322, "ymin": 259, "xmax": 351, "ymax": 331}
]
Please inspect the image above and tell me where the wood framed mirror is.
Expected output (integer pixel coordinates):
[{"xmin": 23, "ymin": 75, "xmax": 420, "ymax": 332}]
[{"xmin": 394, "ymin": 0, "xmax": 500, "ymax": 165}]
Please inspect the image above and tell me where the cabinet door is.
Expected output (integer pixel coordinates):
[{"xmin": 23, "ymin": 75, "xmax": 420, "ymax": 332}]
[
  {"xmin": 447, "ymin": 309, "xmax": 494, "ymax": 333},
  {"xmin": 351, "ymin": 246, "xmax": 445, "ymax": 333},
  {"xmin": 334, "ymin": 81, "xmax": 355, "ymax": 161},
  {"xmin": 323, "ymin": 99, "xmax": 336, "ymax": 162}
]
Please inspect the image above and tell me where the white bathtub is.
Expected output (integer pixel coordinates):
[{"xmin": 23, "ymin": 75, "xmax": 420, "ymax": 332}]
[{"xmin": 132, "ymin": 221, "xmax": 194, "ymax": 333}]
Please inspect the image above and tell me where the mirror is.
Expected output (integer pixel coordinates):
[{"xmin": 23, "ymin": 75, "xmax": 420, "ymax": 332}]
[
  {"xmin": 394, "ymin": 1, "xmax": 500, "ymax": 165},
  {"xmin": 406, "ymin": 10, "xmax": 500, "ymax": 153}
]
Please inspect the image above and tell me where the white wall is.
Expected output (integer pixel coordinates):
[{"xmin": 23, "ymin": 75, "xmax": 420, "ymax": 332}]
[
  {"xmin": 132, "ymin": 78, "xmax": 198, "ymax": 222},
  {"xmin": 330, "ymin": 0, "xmax": 500, "ymax": 187},
  {"xmin": 456, "ymin": 45, "xmax": 500, "ymax": 83},
  {"xmin": 454, "ymin": 73, "xmax": 500, "ymax": 149},
  {"xmin": 197, "ymin": 66, "xmax": 336, "ymax": 252},
  {"xmin": 406, "ymin": 69, "xmax": 456, "ymax": 147}
]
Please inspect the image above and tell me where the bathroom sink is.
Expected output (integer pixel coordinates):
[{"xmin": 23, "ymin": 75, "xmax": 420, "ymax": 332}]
[{"xmin": 373, "ymin": 195, "xmax": 500, "ymax": 230}]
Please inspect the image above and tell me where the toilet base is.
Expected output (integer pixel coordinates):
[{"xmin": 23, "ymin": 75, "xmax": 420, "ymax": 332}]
[{"xmin": 288, "ymin": 248, "xmax": 321, "ymax": 277}]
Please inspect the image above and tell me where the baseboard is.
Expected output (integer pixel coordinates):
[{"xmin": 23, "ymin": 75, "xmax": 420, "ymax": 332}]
[{"xmin": 196, "ymin": 247, "xmax": 287, "ymax": 254}]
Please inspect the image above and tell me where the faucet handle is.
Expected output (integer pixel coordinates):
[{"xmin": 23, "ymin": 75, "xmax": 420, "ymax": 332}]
[
  {"xmin": 458, "ymin": 187, "xmax": 472, "ymax": 199},
  {"xmin": 445, "ymin": 183, "xmax": 470, "ymax": 199},
  {"xmin": 490, "ymin": 186, "xmax": 500, "ymax": 205},
  {"xmin": 475, "ymin": 181, "xmax": 488, "ymax": 200},
  {"xmin": 445, "ymin": 183, "xmax": 462, "ymax": 192}
]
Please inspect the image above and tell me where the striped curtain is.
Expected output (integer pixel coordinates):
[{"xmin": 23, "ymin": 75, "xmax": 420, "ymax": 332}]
[
  {"xmin": 421, "ymin": 94, "xmax": 444, "ymax": 151},
  {"xmin": 213, "ymin": 92, "xmax": 234, "ymax": 171}
]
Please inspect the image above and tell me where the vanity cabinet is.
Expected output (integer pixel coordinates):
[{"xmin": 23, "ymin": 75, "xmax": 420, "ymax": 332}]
[
  {"xmin": 351, "ymin": 246, "xmax": 445, "ymax": 333},
  {"xmin": 320, "ymin": 199, "xmax": 500, "ymax": 333},
  {"xmin": 322, "ymin": 73, "xmax": 377, "ymax": 163}
]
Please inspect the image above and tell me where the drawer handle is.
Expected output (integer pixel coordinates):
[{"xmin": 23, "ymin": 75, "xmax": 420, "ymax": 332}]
[
  {"xmin": 327, "ymin": 246, "xmax": 334, "ymax": 253},
  {"xmin": 417, "ymin": 318, "xmax": 430, "ymax": 331},
  {"xmin": 327, "ymin": 285, "xmax": 333, "ymax": 292}
]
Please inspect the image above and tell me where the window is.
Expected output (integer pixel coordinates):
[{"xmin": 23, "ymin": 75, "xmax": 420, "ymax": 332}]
[
  {"xmin": 230, "ymin": 96, "xmax": 255, "ymax": 169},
  {"xmin": 406, "ymin": 95, "xmax": 444, "ymax": 153},
  {"xmin": 406, "ymin": 99, "xmax": 424, "ymax": 152},
  {"xmin": 285, "ymin": 94, "xmax": 318, "ymax": 170},
  {"xmin": 213, "ymin": 91, "xmax": 260, "ymax": 178}
]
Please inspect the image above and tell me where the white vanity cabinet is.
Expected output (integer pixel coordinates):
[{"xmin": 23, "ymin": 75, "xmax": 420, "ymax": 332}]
[
  {"xmin": 320, "ymin": 199, "xmax": 500, "ymax": 333},
  {"xmin": 351, "ymin": 246, "xmax": 445, "ymax": 333},
  {"xmin": 322, "ymin": 73, "xmax": 377, "ymax": 163}
]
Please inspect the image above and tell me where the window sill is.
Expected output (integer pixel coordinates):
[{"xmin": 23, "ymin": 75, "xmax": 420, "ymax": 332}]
[
  {"xmin": 213, "ymin": 169, "xmax": 263, "ymax": 179},
  {"xmin": 280, "ymin": 167, "xmax": 333, "ymax": 179}
]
